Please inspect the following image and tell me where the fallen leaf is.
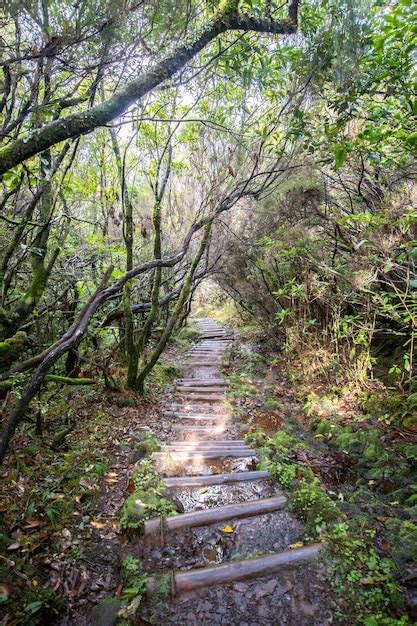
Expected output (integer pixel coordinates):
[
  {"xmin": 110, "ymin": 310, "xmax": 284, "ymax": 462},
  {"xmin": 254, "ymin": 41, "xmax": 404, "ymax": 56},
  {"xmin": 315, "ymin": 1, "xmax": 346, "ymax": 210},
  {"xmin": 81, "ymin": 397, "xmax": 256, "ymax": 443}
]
[
  {"xmin": 7, "ymin": 542, "xmax": 20, "ymax": 551},
  {"xmin": 0, "ymin": 583, "xmax": 12, "ymax": 597},
  {"xmin": 24, "ymin": 517, "xmax": 45, "ymax": 529},
  {"xmin": 222, "ymin": 525, "xmax": 234, "ymax": 534},
  {"xmin": 289, "ymin": 542, "xmax": 304, "ymax": 549},
  {"xmin": 90, "ymin": 519, "xmax": 107, "ymax": 529},
  {"xmin": 48, "ymin": 493, "xmax": 65, "ymax": 500},
  {"xmin": 199, "ymin": 487, "xmax": 208, "ymax": 494}
]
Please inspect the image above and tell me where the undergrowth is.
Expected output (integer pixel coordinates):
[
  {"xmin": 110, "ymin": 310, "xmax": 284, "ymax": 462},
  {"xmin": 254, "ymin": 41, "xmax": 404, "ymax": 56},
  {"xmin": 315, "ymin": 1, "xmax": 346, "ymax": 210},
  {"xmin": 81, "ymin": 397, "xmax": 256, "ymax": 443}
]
[{"xmin": 230, "ymin": 344, "xmax": 413, "ymax": 625}]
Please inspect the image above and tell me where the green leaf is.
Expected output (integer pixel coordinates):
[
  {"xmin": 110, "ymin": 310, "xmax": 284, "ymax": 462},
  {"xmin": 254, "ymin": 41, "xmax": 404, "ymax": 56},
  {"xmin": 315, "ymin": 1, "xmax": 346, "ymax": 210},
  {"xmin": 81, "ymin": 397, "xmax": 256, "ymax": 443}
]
[{"xmin": 334, "ymin": 147, "xmax": 346, "ymax": 169}]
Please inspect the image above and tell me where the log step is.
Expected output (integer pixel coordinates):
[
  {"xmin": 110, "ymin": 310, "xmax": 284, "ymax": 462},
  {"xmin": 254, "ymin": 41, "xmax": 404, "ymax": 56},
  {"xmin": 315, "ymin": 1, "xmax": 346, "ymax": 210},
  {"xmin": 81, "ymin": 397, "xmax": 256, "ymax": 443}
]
[
  {"xmin": 164, "ymin": 470, "xmax": 269, "ymax": 488},
  {"xmin": 175, "ymin": 387, "xmax": 226, "ymax": 394},
  {"xmin": 166, "ymin": 440, "xmax": 245, "ymax": 446},
  {"xmin": 165, "ymin": 403, "xmax": 228, "ymax": 411},
  {"xmin": 147, "ymin": 544, "xmax": 322, "ymax": 594},
  {"xmin": 170, "ymin": 425, "xmax": 230, "ymax": 433},
  {"xmin": 144, "ymin": 495, "xmax": 286, "ymax": 534},
  {"xmin": 162, "ymin": 445, "xmax": 251, "ymax": 453},
  {"xmin": 152, "ymin": 449, "xmax": 256, "ymax": 461},
  {"xmin": 163, "ymin": 413, "xmax": 228, "ymax": 421},
  {"xmin": 177, "ymin": 379, "xmax": 228, "ymax": 386},
  {"xmin": 173, "ymin": 395, "xmax": 225, "ymax": 402}
]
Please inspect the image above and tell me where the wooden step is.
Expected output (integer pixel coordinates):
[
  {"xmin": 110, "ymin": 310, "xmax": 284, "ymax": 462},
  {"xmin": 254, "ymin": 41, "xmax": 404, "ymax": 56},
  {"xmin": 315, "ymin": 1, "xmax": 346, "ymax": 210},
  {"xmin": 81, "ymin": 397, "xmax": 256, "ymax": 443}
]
[
  {"xmin": 167, "ymin": 439, "xmax": 247, "ymax": 447},
  {"xmin": 163, "ymin": 413, "xmax": 228, "ymax": 421},
  {"xmin": 185, "ymin": 362, "xmax": 222, "ymax": 367},
  {"xmin": 164, "ymin": 470, "xmax": 269, "ymax": 488},
  {"xmin": 153, "ymin": 448, "xmax": 256, "ymax": 461},
  {"xmin": 162, "ymin": 445, "xmax": 251, "ymax": 453},
  {"xmin": 170, "ymin": 425, "xmax": 230, "ymax": 433},
  {"xmin": 147, "ymin": 544, "xmax": 322, "ymax": 594},
  {"xmin": 176, "ymin": 378, "xmax": 229, "ymax": 387},
  {"xmin": 173, "ymin": 395, "xmax": 225, "ymax": 402},
  {"xmin": 144, "ymin": 495, "xmax": 286, "ymax": 534},
  {"xmin": 164, "ymin": 405, "xmax": 229, "ymax": 413},
  {"xmin": 176, "ymin": 385, "xmax": 225, "ymax": 390}
]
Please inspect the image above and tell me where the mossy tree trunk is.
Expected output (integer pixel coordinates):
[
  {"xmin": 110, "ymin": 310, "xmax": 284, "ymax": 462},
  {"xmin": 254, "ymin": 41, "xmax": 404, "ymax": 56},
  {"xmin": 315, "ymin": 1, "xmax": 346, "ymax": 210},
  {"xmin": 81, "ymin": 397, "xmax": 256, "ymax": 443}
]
[
  {"xmin": 109, "ymin": 127, "xmax": 138, "ymax": 388},
  {"xmin": 136, "ymin": 222, "xmax": 212, "ymax": 393},
  {"xmin": 136, "ymin": 141, "xmax": 172, "ymax": 361}
]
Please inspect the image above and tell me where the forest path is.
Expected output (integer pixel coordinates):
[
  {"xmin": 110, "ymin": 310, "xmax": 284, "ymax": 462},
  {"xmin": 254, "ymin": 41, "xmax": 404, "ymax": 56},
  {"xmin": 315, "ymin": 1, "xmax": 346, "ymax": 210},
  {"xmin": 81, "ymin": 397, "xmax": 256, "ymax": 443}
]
[{"xmin": 139, "ymin": 319, "xmax": 331, "ymax": 625}]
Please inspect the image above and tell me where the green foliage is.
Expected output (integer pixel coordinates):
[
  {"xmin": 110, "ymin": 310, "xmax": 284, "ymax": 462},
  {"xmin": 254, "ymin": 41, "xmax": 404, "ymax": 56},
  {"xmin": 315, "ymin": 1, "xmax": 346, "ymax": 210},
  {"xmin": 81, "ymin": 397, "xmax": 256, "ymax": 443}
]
[
  {"xmin": 116, "ymin": 396, "xmax": 137, "ymax": 408},
  {"xmin": 292, "ymin": 482, "xmax": 341, "ymax": 530},
  {"xmin": 174, "ymin": 325, "xmax": 201, "ymax": 344},
  {"xmin": 148, "ymin": 362, "xmax": 181, "ymax": 387},
  {"xmin": 325, "ymin": 523, "xmax": 403, "ymax": 624},
  {"xmin": 120, "ymin": 458, "xmax": 177, "ymax": 531},
  {"xmin": 0, "ymin": 586, "xmax": 65, "ymax": 626},
  {"xmin": 250, "ymin": 427, "xmax": 340, "ymax": 530}
]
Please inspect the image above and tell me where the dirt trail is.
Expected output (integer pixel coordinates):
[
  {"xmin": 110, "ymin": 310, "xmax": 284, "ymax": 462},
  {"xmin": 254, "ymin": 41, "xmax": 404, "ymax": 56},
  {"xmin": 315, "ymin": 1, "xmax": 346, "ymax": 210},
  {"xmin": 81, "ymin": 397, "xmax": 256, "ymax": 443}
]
[{"xmin": 138, "ymin": 319, "xmax": 333, "ymax": 625}]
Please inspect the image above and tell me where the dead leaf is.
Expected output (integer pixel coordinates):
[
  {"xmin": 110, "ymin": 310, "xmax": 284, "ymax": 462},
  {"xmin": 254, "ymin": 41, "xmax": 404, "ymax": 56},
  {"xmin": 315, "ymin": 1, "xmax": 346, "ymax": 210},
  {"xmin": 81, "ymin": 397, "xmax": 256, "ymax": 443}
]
[
  {"xmin": 0, "ymin": 583, "xmax": 12, "ymax": 598},
  {"xmin": 7, "ymin": 542, "xmax": 21, "ymax": 551},
  {"xmin": 48, "ymin": 492, "xmax": 65, "ymax": 500},
  {"xmin": 289, "ymin": 542, "xmax": 304, "ymax": 549},
  {"xmin": 90, "ymin": 519, "xmax": 107, "ymax": 529},
  {"xmin": 222, "ymin": 525, "xmax": 234, "ymax": 534},
  {"xmin": 24, "ymin": 517, "xmax": 45, "ymax": 529}
]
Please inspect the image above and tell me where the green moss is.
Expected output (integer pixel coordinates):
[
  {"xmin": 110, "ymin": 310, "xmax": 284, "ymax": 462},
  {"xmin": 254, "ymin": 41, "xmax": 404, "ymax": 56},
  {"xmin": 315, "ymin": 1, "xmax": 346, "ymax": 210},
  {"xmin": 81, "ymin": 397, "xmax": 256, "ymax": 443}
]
[
  {"xmin": 90, "ymin": 597, "xmax": 122, "ymax": 626},
  {"xmin": 262, "ymin": 398, "xmax": 283, "ymax": 411},
  {"xmin": 385, "ymin": 518, "xmax": 417, "ymax": 564},
  {"xmin": 148, "ymin": 362, "xmax": 180, "ymax": 387},
  {"xmin": 153, "ymin": 572, "xmax": 172, "ymax": 598},
  {"xmin": 120, "ymin": 488, "xmax": 177, "ymax": 531},
  {"xmin": 116, "ymin": 396, "xmax": 137, "ymax": 408},
  {"xmin": 174, "ymin": 326, "xmax": 201, "ymax": 344},
  {"xmin": 325, "ymin": 523, "xmax": 403, "ymax": 623},
  {"xmin": 121, "ymin": 458, "xmax": 176, "ymax": 531},
  {"xmin": 292, "ymin": 482, "xmax": 342, "ymax": 530}
]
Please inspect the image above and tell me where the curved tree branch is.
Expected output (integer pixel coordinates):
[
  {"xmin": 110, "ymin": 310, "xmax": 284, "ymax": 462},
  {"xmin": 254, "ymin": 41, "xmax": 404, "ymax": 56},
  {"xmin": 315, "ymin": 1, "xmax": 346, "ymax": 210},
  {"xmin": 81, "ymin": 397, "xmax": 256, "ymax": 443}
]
[{"xmin": 0, "ymin": 5, "xmax": 299, "ymax": 175}]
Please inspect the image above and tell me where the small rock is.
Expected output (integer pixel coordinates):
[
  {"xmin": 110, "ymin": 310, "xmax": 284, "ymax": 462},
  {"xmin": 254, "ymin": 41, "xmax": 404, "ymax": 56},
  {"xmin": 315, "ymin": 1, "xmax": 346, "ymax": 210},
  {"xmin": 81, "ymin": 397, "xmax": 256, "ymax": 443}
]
[
  {"xmin": 258, "ymin": 603, "xmax": 270, "ymax": 618},
  {"xmin": 255, "ymin": 579, "xmax": 278, "ymax": 598},
  {"xmin": 150, "ymin": 548, "xmax": 162, "ymax": 560},
  {"xmin": 233, "ymin": 582, "xmax": 249, "ymax": 592},
  {"xmin": 299, "ymin": 601, "xmax": 317, "ymax": 616}
]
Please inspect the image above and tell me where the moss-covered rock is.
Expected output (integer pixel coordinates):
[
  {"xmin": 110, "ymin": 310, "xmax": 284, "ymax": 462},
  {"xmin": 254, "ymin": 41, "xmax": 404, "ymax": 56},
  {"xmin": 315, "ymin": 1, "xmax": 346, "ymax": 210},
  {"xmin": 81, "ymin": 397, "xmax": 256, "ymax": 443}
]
[
  {"xmin": 116, "ymin": 396, "xmax": 136, "ymax": 408},
  {"xmin": 90, "ymin": 597, "xmax": 122, "ymax": 626}
]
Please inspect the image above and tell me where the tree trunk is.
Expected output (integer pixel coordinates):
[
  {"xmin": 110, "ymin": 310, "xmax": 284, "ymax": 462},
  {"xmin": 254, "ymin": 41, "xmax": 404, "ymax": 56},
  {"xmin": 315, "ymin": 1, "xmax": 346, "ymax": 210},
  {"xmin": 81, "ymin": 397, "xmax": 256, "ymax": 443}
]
[{"xmin": 136, "ymin": 223, "xmax": 212, "ymax": 393}]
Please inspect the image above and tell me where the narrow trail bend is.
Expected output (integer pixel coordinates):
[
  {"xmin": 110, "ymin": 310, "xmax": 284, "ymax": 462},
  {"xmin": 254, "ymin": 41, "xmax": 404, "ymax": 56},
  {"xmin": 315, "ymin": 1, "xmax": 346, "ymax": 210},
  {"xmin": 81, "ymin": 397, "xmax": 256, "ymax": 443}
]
[{"xmin": 139, "ymin": 319, "xmax": 332, "ymax": 625}]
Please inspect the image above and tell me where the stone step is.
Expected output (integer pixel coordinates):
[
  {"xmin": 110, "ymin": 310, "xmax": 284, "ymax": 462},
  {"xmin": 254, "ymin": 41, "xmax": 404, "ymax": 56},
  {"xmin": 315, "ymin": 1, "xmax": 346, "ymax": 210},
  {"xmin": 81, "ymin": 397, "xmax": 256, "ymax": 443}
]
[
  {"xmin": 164, "ymin": 470, "xmax": 269, "ymax": 488},
  {"xmin": 147, "ymin": 544, "xmax": 322, "ymax": 594},
  {"xmin": 144, "ymin": 495, "xmax": 286, "ymax": 535}
]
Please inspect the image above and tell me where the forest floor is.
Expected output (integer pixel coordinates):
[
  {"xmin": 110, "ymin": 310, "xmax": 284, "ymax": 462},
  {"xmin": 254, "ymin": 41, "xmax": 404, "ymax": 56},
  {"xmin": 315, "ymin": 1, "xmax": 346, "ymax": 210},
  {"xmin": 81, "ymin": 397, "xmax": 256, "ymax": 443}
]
[{"xmin": 0, "ymin": 319, "xmax": 415, "ymax": 625}]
